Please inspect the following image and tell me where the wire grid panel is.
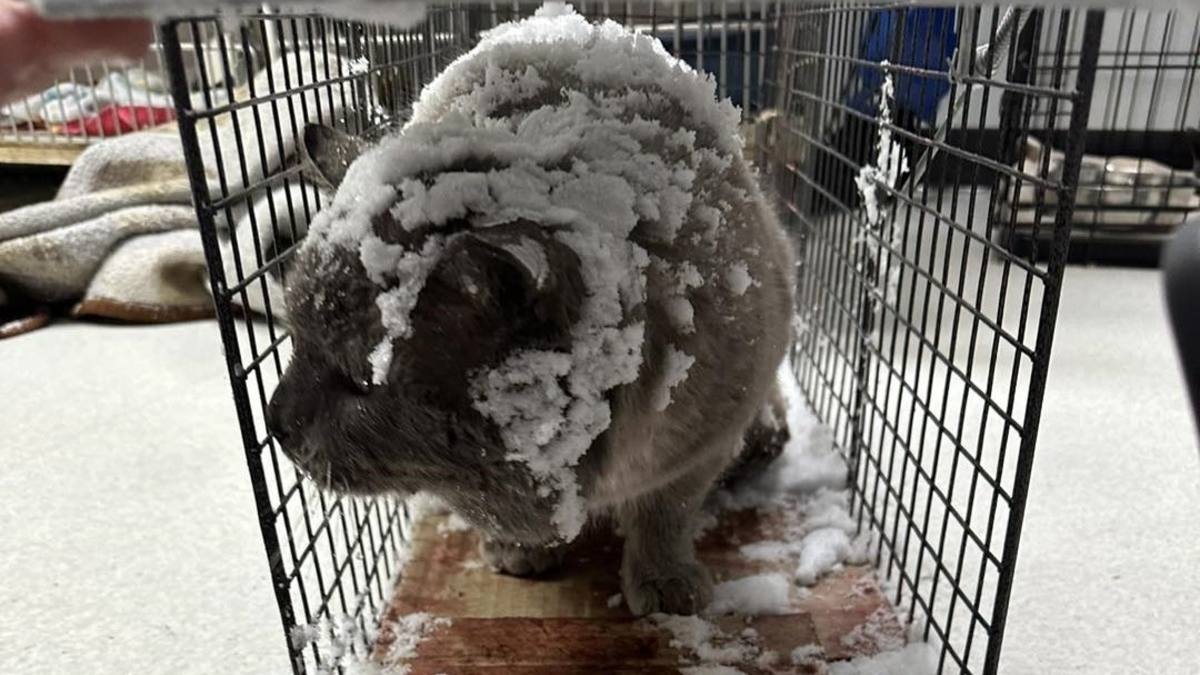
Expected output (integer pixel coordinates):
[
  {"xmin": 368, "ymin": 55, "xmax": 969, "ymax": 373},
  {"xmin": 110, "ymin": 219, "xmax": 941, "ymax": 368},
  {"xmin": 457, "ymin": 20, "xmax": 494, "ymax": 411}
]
[
  {"xmin": 162, "ymin": 4, "xmax": 771, "ymax": 672},
  {"xmin": 763, "ymin": 5, "xmax": 1103, "ymax": 675},
  {"xmin": 0, "ymin": 43, "xmax": 190, "ymax": 160},
  {"xmin": 1046, "ymin": 7, "xmax": 1200, "ymax": 253},
  {"xmin": 160, "ymin": 8, "xmax": 476, "ymax": 673}
]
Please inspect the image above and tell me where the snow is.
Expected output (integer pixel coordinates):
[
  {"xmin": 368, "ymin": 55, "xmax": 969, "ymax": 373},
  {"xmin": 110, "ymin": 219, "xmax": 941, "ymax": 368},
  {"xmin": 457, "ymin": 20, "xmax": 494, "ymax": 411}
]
[
  {"xmin": 706, "ymin": 573, "xmax": 792, "ymax": 615},
  {"xmin": 854, "ymin": 61, "xmax": 908, "ymax": 229},
  {"xmin": 853, "ymin": 61, "xmax": 909, "ymax": 313},
  {"xmin": 651, "ymin": 614, "xmax": 758, "ymax": 666},
  {"xmin": 724, "ymin": 263, "xmax": 754, "ymax": 295},
  {"xmin": 840, "ymin": 606, "xmax": 907, "ymax": 653},
  {"xmin": 368, "ymin": 237, "xmax": 445, "ymax": 384},
  {"xmin": 680, "ymin": 667, "xmax": 747, "ymax": 675},
  {"xmin": 653, "ymin": 345, "xmax": 696, "ymax": 411},
  {"xmin": 827, "ymin": 642, "xmax": 937, "ymax": 675},
  {"xmin": 437, "ymin": 513, "xmax": 472, "ymax": 534},
  {"xmin": 795, "ymin": 527, "xmax": 856, "ymax": 586},
  {"xmin": 383, "ymin": 613, "xmax": 452, "ymax": 666},
  {"xmin": 662, "ymin": 258, "xmax": 706, "ymax": 333},
  {"xmin": 791, "ymin": 644, "xmax": 825, "ymax": 664}
]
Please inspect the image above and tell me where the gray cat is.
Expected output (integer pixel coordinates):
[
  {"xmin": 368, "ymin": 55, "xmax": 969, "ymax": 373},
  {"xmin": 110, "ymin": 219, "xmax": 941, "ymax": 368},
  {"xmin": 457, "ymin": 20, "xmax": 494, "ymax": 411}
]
[{"xmin": 266, "ymin": 9, "xmax": 795, "ymax": 616}]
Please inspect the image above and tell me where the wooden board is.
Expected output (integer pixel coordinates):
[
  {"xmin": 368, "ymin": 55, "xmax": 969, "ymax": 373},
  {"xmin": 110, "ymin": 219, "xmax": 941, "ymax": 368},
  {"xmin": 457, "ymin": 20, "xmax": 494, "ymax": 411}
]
[
  {"xmin": 0, "ymin": 137, "xmax": 88, "ymax": 166},
  {"xmin": 372, "ymin": 502, "xmax": 907, "ymax": 674}
]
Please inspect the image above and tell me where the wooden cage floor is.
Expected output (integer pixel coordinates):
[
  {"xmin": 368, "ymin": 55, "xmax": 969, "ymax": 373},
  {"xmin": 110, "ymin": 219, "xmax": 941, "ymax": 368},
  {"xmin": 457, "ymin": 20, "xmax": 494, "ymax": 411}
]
[{"xmin": 371, "ymin": 503, "xmax": 907, "ymax": 674}]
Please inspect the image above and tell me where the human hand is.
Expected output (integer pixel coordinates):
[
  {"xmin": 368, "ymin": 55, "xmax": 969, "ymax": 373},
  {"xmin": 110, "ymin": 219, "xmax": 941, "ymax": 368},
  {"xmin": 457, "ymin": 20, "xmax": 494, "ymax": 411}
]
[{"xmin": 0, "ymin": 0, "xmax": 152, "ymax": 106}]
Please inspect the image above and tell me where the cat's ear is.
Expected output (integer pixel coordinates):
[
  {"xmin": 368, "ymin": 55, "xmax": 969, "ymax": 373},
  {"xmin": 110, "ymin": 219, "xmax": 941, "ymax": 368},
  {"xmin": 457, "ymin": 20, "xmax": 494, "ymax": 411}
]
[
  {"xmin": 452, "ymin": 221, "xmax": 585, "ymax": 330},
  {"xmin": 300, "ymin": 123, "xmax": 371, "ymax": 190}
]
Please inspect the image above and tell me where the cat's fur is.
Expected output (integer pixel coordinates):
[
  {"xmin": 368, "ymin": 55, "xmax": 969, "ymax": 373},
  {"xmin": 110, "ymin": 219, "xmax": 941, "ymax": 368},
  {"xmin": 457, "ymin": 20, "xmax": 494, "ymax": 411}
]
[{"xmin": 267, "ymin": 28, "xmax": 795, "ymax": 616}]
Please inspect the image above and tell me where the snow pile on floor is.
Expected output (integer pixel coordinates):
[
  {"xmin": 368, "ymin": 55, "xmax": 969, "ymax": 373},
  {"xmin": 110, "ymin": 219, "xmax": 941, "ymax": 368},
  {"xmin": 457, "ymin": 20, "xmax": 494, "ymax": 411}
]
[
  {"xmin": 706, "ymin": 573, "xmax": 792, "ymax": 616},
  {"xmin": 300, "ymin": 1, "xmax": 746, "ymax": 543},
  {"xmin": 710, "ymin": 363, "xmax": 873, "ymax": 592},
  {"xmin": 828, "ymin": 643, "xmax": 937, "ymax": 675},
  {"xmin": 670, "ymin": 363, "xmax": 935, "ymax": 674},
  {"xmin": 651, "ymin": 615, "xmax": 780, "ymax": 674},
  {"xmin": 290, "ymin": 609, "xmax": 450, "ymax": 675}
]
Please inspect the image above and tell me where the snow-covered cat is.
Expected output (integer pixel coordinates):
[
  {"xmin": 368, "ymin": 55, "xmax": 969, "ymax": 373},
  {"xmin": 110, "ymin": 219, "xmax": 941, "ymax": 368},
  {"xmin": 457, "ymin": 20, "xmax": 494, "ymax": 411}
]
[{"xmin": 266, "ymin": 4, "xmax": 794, "ymax": 615}]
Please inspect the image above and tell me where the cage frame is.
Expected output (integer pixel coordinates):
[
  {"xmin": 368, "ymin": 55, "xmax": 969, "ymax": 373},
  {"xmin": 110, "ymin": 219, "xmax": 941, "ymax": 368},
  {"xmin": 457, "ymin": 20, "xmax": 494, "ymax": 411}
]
[{"xmin": 155, "ymin": 3, "xmax": 1183, "ymax": 674}]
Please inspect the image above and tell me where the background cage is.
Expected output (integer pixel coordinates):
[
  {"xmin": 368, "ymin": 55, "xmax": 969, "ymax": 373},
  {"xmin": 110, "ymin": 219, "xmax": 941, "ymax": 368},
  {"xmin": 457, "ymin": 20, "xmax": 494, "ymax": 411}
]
[
  {"xmin": 0, "ymin": 28, "xmax": 256, "ymax": 167},
  {"xmin": 156, "ymin": 3, "xmax": 1193, "ymax": 675}
]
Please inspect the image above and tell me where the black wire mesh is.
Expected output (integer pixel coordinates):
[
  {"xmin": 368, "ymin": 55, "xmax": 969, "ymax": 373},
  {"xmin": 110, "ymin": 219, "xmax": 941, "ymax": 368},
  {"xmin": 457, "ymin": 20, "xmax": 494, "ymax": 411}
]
[
  {"xmin": 762, "ymin": 4, "xmax": 1105, "ymax": 675},
  {"xmin": 1044, "ymin": 8, "xmax": 1200, "ymax": 263},
  {"xmin": 158, "ymin": 9, "xmax": 476, "ymax": 673}
]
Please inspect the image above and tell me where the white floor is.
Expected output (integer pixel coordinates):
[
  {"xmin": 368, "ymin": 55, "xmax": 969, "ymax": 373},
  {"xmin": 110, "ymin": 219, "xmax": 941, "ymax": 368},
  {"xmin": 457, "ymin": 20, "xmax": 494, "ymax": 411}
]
[{"xmin": 1, "ymin": 262, "xmax": 1197, "ymax": 675}]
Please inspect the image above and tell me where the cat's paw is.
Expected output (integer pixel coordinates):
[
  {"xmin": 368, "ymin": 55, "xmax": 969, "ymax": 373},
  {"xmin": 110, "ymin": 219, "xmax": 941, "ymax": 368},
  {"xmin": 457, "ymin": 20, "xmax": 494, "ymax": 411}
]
[
  {"xmin": 480, "ymin": 538, "xmax": 564, "ymax": 578},
  {"xmin": 622, "ymin": 560, "xmax": 714, "ymax": 615}
]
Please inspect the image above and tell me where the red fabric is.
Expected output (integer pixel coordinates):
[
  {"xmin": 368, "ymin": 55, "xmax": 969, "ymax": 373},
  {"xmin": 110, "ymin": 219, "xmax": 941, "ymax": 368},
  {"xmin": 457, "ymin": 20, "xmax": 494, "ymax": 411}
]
[{"xmin": 59, "ymin": 105, "xmax": 175, "ymax": 137}]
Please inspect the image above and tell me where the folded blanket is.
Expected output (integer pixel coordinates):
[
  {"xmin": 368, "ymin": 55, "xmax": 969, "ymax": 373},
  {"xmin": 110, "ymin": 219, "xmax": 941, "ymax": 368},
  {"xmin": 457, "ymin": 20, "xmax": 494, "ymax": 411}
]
[{"xmin": 0, "ymin": 50, "xmax": 342, "ymax": 338}]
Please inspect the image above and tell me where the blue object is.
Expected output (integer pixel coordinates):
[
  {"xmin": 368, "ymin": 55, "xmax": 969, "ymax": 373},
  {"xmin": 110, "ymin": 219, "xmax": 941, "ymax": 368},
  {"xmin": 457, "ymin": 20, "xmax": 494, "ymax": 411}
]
[{"xmin": 849, "ymin": 8, "xmax": 958, "ymax": 125}]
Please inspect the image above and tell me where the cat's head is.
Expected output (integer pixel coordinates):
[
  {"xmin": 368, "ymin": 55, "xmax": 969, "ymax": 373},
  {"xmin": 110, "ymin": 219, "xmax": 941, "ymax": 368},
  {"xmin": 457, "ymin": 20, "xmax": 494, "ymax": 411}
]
[{"xmin": 266, "ymin": 124, "xmax": 586, "ymax": 497}]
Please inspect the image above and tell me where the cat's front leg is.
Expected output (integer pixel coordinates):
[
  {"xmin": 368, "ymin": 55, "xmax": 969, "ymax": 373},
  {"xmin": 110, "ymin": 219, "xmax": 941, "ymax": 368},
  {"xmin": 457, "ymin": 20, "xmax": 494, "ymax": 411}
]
[{"xmin": 617, "ymin": 461, "xmax": 723, "ymax": 615}]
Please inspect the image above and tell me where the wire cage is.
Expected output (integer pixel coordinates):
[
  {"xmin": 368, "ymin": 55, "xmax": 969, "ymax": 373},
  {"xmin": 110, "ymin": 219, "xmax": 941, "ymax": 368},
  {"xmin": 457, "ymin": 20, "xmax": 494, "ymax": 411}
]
[
  {"xmin": 1036, "ymin": 8, "xmax": 1200, "ymax": 264},
  {"xmin": 0, "ymin": 34, "xmax": 225, "ymax": 166},
  {"xmin": 157, "ymin": 8, "xmax": 479, "ymax": 673},
  {"xmin": 156, "ymin": 3, "xmax": 1157, "ymax": 675},
  {"xmin": 765, "ymin": 4, "xmax": 1111, "ymax": 675}
]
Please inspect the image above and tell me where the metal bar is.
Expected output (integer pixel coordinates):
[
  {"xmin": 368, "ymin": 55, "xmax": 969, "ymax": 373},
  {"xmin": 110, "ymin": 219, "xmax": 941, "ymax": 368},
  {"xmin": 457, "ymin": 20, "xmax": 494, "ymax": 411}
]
[
  {"xmin": 158, "ymin": 18, "xmax": 306, "ymax": 675},
  {"xmin": 983, "ymin": 10, "xmax": 1106, "ymax": 675}
]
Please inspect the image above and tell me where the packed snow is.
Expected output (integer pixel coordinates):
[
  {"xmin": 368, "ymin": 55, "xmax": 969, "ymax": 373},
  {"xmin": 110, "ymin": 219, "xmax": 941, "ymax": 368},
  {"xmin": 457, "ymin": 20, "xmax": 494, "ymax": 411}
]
[
  {"xmin": 828, "ymin": 642, "xmax": 937, "ymax": 675},
  {"xmin": 300, "ymin": 2, "xmax": 746, "ymax": 542},
  {"xmin": 853, "ymin": 62, "xmax": 908, "ymax": 311},
  {"xmin": 653, "ymin": 345, "xmax": 697, "ymax": 411},
  {"xmin": 706, "ymin": 573, "xmax": 792, "ymax": 615}
]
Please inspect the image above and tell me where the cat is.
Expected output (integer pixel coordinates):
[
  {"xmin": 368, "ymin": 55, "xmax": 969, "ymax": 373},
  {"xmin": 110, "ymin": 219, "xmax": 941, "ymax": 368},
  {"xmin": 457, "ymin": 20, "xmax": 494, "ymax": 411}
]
[{"xmin": 266, "ymin": 5, "xmax": 795, "ymax": 616}]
